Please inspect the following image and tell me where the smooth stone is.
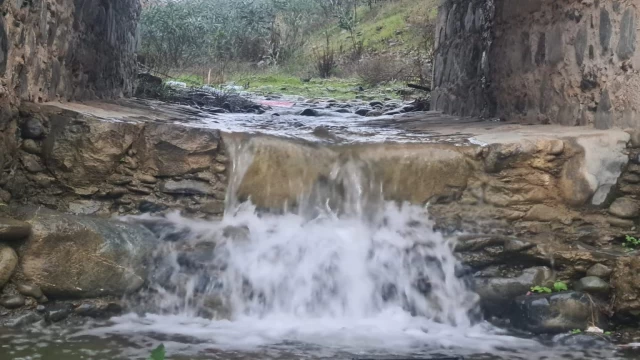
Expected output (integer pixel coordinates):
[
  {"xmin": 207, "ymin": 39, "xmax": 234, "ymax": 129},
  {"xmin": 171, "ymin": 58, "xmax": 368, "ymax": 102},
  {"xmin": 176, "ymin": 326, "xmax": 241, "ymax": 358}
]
[
  {"xmin": 609, "ymin": 197, "xmax": 639, "ymax": 219},
  {"xmin": 553, "ymin": 333, "xmax": 613, "ymax": 349},
  {"xmin": 299, "ymin": 108, "xmax": 319, "ymax": 116},
  {"xmin": 161, "ymin": 180, "xmax": 215, "ymax": 195},
  {"xmin": 365, "ymin": 110, "xmax": 383, "ymax": 117},
  {"xmin": 21, "ymin": 118, "xmax": 45, "ymax": 139},
  {"xmin": 3, "ymin": 312, "xmax": 42, "ymax": 327},
  {"xmin": 200, "ymin": 201, "xmax": 225, "ymax": 215},
  {"xmin": 0, "ymin": 295, "xmax": 25, "ymax": 309},
  {"xmin": 0, "ymin": 245, "xmax": 18, "ymax": 287},
  {"xmin": 21, "ymin": 139, "xmax": 41, "ymax": 154},
  {"xmin": 574, "ymin": 276, "xmax": 610, "ymax": 295},
  {"xmin": 334, "ymin": 108, "xmax": 351, "ymax": 113},
  {"xmin": 16, "ymin": 283, "xmax": 44, "ymax": 299},
  {"xmin": 369, "ymin": 101, "xmax": 384, "ymax": 107},
  {"xmin": 45, "ymin": 303, "xmax": 73, "ymax": 323},
  {"xmin": 355, "ymin": 108, "xmax": 371, "ymax": 116},
  {"xmin": 475, "ymin": 267, "xmax": 553, "ymax": 315},
  {"xmin": 137, "ymin": 174, "xmax": 157, "ymax": 184},
  {"xmin": 0, "ymin": 218, "xmax": 31, "ymax": 241},
  {"xmin": 587, "ymin": 264, "xmax": 612, "ymax": 279}
]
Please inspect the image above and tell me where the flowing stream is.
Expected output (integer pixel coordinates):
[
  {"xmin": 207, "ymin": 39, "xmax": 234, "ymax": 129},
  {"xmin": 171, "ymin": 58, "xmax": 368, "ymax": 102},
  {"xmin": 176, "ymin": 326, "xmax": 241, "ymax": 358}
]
[{"xmin": 0, "ymin": 136, "xmax": 630, "ymax": 359}]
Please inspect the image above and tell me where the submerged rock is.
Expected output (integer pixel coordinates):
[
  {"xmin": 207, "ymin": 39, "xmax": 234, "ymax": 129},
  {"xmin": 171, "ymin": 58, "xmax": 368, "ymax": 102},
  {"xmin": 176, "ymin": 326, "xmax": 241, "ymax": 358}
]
[
  {"xmin": 299, "ymin": 108, "xmax": 319, "ymax": 116},
  {"xmin": 509, "ymin": 291, "xmax": 607, "ymax": 334},
  {"xmin": 11, "ymin": 207, "xmax": 158, "ymax": 298},
  {"xmin": 553, "ymin": 333, "xmax": 613, "ymax": 349}
]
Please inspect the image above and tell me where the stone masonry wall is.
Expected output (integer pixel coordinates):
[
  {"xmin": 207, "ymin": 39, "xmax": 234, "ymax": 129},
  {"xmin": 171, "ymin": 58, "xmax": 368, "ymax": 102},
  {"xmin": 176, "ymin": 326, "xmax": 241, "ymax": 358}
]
[
  {"xmin": 431, "ymin": 0, "xmax": 496, "ymax": 118},
  {"xmin": 0, "ymin": 0, "xmax": 141, "ymax": 203},
  {"xmin": 433, "ymin": 0, "xmax": 640, "ymax": 130}
]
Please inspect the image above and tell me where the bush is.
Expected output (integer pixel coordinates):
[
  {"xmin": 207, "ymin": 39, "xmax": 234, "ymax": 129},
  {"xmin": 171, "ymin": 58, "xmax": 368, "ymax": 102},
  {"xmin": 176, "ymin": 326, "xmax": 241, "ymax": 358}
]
[
  {"xmin": 313, "ymin": 35, "xmax": 337, "ymax": 78},
  {"xmin": 356, "ymin": 55, "xmax": 407, "ymax": 86}
]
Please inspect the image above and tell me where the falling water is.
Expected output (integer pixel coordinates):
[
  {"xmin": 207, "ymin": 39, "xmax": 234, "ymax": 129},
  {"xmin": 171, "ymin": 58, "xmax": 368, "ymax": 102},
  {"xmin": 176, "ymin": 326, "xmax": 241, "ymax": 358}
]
[{"xmin": 80, "ymin": 136, "xmax": 576, "ymax": 359}]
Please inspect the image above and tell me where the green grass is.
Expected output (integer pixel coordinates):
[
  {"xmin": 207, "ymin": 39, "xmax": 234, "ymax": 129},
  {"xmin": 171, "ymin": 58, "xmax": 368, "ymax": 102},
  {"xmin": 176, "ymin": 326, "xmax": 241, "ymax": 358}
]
[{"xmin": 229, "ymin": 73, "xmax": 408, "ymax": 101}]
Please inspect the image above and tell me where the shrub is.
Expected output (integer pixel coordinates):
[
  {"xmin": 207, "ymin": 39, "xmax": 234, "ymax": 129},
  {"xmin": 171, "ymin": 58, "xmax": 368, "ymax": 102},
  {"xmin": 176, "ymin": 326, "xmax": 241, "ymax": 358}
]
[{"xmin": 356, "ymin": 55, "xmax": 407, "ymax": 86}]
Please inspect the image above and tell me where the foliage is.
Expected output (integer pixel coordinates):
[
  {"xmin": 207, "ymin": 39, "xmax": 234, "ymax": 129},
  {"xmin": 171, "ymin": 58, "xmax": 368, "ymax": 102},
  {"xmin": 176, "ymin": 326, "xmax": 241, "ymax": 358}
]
[
  {"xmin": 148, "ymin": 344, "xmax": 165, "ymax": 360},
  {"xmin": 571, "ymin": 329, "xmax": 582, "ymax": 334},
  {"xmin": 531, "ymin": 281, "xmax": 569, "ymax": 294},
  {"xmin": 314, "ymin": 34, "xmax": 337, "ymax": 78},
  {"xmin": 623, "ymin": 235, "xmax": 640, "ymax": 249},
  {"xmin": 553, "ymin": 281, "xmax": 569, "ymax": 292},
  {"xmin": 530, "ymin": 286, "xmax": 552, "ymax": 294}
]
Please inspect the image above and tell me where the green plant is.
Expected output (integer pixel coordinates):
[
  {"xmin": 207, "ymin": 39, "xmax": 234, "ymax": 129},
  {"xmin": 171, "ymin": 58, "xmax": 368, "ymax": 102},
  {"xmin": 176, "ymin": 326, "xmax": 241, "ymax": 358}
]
[
  {"xmin": 571, "ymin": 329, "xmax": 582, "ymax": 334},
  {"xmin": 553, "ymin": 281, "xmax": 569, "ymax": 292},
  {"xmin": 531, "ymin": 286, "xmax": 552, "ymax": 294},
  {"xmin": 623, "ymin": 235, "xmax": 640, "ymax": 249},
  {"xmin": 148, "ymin": 344, "xmax": 165, "ymax": 360}
]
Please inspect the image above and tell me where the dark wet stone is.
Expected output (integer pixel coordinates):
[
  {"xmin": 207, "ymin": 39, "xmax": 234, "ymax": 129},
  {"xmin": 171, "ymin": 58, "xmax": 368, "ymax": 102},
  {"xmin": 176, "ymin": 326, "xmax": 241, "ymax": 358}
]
[
  {"xmin": 574, "ymin": 276, "xmax": 610, "ymax": 295},
  {"xmin": 587, "ymin": 264, "xmax": 612, "ymax": 279},
  {"xmin": 575, "ymin": 24, "xmax": 588, "ymax": 66},
  {"xmin": 554, "ymin": 333, "xmax": 613, "ymax": 349},
  {"xmin": 299, "ymin": 108, "xmax": 319, "ymax": 116},
  {"xmin": 223, "ymin": 225, "xmax": 250, "ymax": 242},
  {"xmin": 546, "ymin": 25, "xmax": 564, "ymax": 65},
  {"xmin": 0, "ymin": 217, "xmax": 31, "ymax": 241},
  {"xmin": 16, "ymin": 283, "xmax": 44, "ymax": 299},
  {"xmin": 369, "ymin": 101, "xmax": 384, "ymax": 107},
  {"xmin": 595, "ymin": 90, "xmax": 612, "ymax": 130},
  {"xmin": 475, "ymin": 267, "xmax": 552, "ymax": 316},
  {"xmin": 0, "ymin": 294, "xmax": 25, "ymax": 309},
  {"xmin": 75, "ymin": 301, "xmax": 124, "ymax": 318},
  {"xmin": 138, "ymin": 200, "xmax": 169, "ymax": 213},
  {"xmin": 600, "ymin": 9, "xmax": 612, "ymax": 52},
  {"xmin": 45, "ymin": 303, "xmax": 74, "ymax": 323},
  {"xmin": 355, "ymin": 108, "xmax": 371, "ymax": 116},
  {"xmin": 161, "ymin": 180, "xmax": 215, "ymax": 195},
  {"xmin": 509, "ymin": 291, "xmax": 607, "ymax": 334},
  {"xmin": 4, "ymin": 312, "xmax": 42, "ymax": 327},
  {"xmin": 21, "ymin": 117, "xmax": 45, "ymax": 139},
  {"xmin": 617, "ymin": 9, "xmax": 637, "ymax": 60},
  {"xmin": 334, "ymin": 108, "xmax": 351, "ymax": 114}
]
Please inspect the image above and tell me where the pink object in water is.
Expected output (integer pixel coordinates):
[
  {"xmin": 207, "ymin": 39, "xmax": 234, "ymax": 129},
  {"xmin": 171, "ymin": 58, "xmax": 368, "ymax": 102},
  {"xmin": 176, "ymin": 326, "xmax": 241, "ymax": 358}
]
[{"xmin": 259, "ymin": 100, "xmax": 295, "ymax": 108}]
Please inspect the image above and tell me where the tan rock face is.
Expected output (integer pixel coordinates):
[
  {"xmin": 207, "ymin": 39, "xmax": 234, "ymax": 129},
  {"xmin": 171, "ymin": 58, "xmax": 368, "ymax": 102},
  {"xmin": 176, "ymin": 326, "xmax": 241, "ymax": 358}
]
[
  {"xmin": 12, "ymin": 207, "xmax": 158, "ymax": 298},
  {"xmin": 612, "ymin": 257, "xmax": 640, "ymax": 316},
  {"xmin": 0, "ymin": 244, "xmax": 18, "ymax": 288}
]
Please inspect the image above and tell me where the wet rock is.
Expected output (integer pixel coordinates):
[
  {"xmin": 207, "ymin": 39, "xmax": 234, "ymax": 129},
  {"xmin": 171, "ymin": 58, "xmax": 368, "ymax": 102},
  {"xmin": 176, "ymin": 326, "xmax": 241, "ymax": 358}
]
[
  {"xmin": 0, "ymin": 244, "xmax": 18, "ymax": 287},
  {"xmin": 369, "ymin": 101, "xmax": 384, "ymax": 107},
  {"xmin": 20, "ymin": 153, "xmax": 44, "ymax": 173},
  {"xmin": 355, "ymin": 108, "xmax": 371, "ymax": 116},
  {"xmin": 21, "ymin": 118, "xmax": 45, "ymax": 139},
  {"xmin": 334, "ymin": 108, "xmax": 351, "ymax": 114},
  {"xmin": 11, "ymin": 206, "xmax": 158, "ymax": 298},
  {"xmin": 75, "ymin": 301, "xmax": 124, "ymax": 318},
  {"xmin": 21, "ymin": 139, "xmax": 41, "ymax": 154},
  {"xmin": 612, "ymin": 257, "xmax": 640, "ymax": 316},
  {"xmin": 587, "ymin": 264, "xmax": 612, "ymax": 279},
  {"xmin": 138, "ymin": 200, "xmax": 169, "ymax": 214},
  {"xmin": 365, "ymin": 110, "xmax": 383, "ymax": 117},
  {"xmin": 0, "ymin": 294, "xmax": 25, "ymax": 309},
  {"xmin": 608, "ymin": 197, "xmax": 639, "ymax": 219},
  {"xmin": 16, "ymin": 283, "xmax": 44, "ymax": 299},
  {"xmin": 475, "ymin": 267, "xmax": 553, "ymax": 315},
  {"xmin": 223, "ymin": 225, "xmax": 250, "ymax": 242},
  {"xmin": 126, "ymin": 185, "xmax": 152, "ymax": 195},
  {"xmin": 509, "ymin": 291, "xmax": 607, "ymax": 334},
  {"xmin": 161, "ymin": 180, "xmax": 215, "ymax": 196},
  {"xmin": 553, "ymin": 333, "xmax": 613, "ymax": 349},
  {"xmin": 201, "ymin": 201, "xmax": 225, "ymax": 215},
  {"xmin": 137, "ymin": 174, "xmax": 157, "ymax": 184},
  {"xmin": 45, "ymin": 303, "xmax": 73, "ymax": 323},
  {"xmin": 3, "ymin": 312, "xmax": 42, "ymax": 327},
  {"xmin": 574, "ymin": 276, "xmax": 609, "ymax": 295},
  {"xmin": 68, "ymin": 200, "xmax": 104, "ymax": 215},
  {"xmin": 299, "ymin": 108, "xmax": 319, "ymax": 116},
  {"xmin": 0, "ymin": 217, "xmax": 31, "ymax": 241}
]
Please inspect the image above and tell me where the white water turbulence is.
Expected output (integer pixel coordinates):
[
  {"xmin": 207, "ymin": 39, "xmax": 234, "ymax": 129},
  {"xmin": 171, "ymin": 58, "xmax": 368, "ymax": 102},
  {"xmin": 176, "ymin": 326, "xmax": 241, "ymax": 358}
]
[{"xmin": 90, "ymin": 136, "xmax": 545, "ymax": 358}]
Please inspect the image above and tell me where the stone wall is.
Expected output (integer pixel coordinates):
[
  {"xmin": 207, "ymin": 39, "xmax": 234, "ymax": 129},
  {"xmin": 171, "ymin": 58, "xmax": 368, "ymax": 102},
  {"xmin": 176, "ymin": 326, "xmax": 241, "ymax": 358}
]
[
  {"xmin": 432, "ymin": 0, "xmax": 640, "ymax": 129},
  {"xmin": 431, "ymin": 0, "xmax": 496, "ymax": 118},
  {"xmin": 0, "ymin": 0, "xmax": 140, "ymax": 105}
]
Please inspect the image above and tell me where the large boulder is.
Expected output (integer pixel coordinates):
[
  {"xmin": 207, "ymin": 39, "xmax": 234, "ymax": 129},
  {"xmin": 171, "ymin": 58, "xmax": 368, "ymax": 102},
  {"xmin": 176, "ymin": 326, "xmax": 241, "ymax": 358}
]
[
  {"xmin": 508, "ymin": 291, "xmax": 607, "ymax": 334},
  {"xmin": 11, "ymin": 207, "xmax": 158, "ymax": 298}
]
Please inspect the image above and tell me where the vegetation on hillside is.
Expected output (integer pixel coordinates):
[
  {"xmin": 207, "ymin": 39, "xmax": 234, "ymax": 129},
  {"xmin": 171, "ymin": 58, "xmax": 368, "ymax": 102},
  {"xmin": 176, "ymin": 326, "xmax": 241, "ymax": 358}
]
[{"xmin": 138, "ymin": 0, "xmax": 438, "ymax": 96}]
